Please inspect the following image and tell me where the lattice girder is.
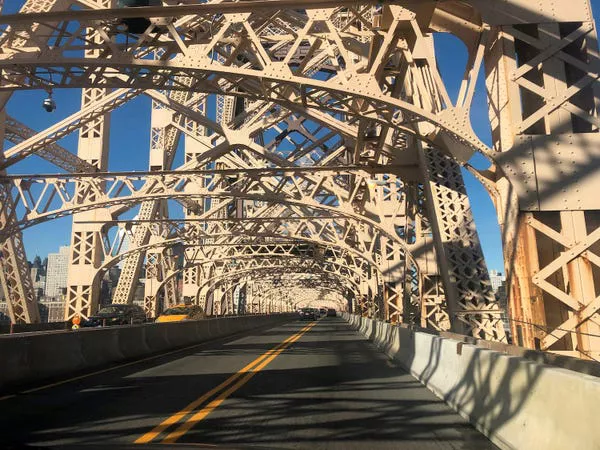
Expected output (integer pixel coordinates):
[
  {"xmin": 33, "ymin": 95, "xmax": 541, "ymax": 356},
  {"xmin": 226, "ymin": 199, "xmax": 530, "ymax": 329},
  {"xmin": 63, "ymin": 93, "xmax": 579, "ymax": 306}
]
[
  {"xmin": 0, "ymin": 3, "xmax": 500, "ymax": 161},
  {"xmin": 3, "ymin": 0, "xmax": 593, "ymax": 343}
]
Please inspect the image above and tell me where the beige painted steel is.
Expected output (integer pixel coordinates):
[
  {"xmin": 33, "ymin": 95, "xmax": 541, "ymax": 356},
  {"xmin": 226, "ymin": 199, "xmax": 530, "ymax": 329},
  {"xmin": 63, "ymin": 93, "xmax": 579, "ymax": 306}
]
[
  {"xmin": 0, "ymin": 0, "xmax": 597, "ymax": 359},
  {"xmin": 0, "ymin": 110, "xmax": 39, "ymax": 323},
  {"xmin": 482, "ymin": 1, "xmax": 600, "ymax": 358},
  {"xmin": 65, "ymin": 29, "xmax": 112, "ymax": 320}
]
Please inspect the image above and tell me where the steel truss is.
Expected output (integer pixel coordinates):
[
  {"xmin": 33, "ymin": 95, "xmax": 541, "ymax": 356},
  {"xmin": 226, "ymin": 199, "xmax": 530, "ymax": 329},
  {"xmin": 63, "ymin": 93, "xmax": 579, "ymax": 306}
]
[{"xmin": 0, "ymin": 0, "xmax": 598, "ymax": 357}]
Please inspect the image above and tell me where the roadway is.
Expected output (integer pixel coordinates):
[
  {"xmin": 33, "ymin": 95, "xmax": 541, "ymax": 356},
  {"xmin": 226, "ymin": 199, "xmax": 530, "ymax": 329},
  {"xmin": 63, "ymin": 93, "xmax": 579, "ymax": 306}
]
[{"xmin": 0, "ymin": 317, "xmax": 495, "ymax": 449}]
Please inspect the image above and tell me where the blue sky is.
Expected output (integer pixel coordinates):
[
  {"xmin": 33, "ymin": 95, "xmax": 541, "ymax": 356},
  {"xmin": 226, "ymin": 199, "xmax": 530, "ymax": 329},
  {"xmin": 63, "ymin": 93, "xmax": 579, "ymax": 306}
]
[{"xmin": 4, "ymin": 0, "xmax": 600, "ymax": 275}]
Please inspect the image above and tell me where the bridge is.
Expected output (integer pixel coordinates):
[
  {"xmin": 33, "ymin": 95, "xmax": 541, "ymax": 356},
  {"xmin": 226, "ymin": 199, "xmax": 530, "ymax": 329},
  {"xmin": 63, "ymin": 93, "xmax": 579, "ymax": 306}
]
[{"xmin": 0, "ymin": 0, "xmax": 599, "ymax": 448}]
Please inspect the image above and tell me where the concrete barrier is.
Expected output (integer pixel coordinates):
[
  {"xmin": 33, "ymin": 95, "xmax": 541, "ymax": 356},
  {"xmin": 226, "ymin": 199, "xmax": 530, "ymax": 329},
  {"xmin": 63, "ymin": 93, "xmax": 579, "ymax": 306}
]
[
  {"xmin": 118, "ymin": 325, "xmax": 150, "ymax": 359},
  {"xmin": 163, "ymin": 320, "xmax": 197, "ymax": 348},
  {"xmin": 206, "ymin": 317, "xmax": 221, "ymax": 338},
  {"xmin": 28, "ymin": 331, "xmax": 85, "ymax": 382},
  {"xmin": 0, "ymin": 321, "xmax": 69, "ymax": 335},
  {"xmin": 0, "ymin": 314, "xmax": 294, "ymax": 391},
  {"xmin": 342, "ymin": 312, "xmax": 600, "ymax": 450},
  {"xmin": 80, "ymin": 327, "xmax": 124, "ymax": 368},
  {"xmin": 0, "ymin": 335, "xmax": 30, "ymax": 383},
  {"xmin": 195, "ymin": 320, "xmax": 211, "ymax": 342}
]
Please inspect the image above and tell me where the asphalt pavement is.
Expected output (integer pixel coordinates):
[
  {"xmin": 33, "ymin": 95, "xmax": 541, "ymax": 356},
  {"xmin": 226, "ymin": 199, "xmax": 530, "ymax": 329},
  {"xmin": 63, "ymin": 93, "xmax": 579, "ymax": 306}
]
[{"xmin": 0, "ymin": 317, "xmax": 495, "ymax": 449}]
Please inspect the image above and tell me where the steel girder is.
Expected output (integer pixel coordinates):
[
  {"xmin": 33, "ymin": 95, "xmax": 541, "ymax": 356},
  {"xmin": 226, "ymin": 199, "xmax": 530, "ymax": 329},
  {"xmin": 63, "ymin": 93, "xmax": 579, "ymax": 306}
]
[
  {"xmin": 64, "ymin": 23, "xmax": 113, "ymax": 319},
  {"xmin": 2, "ymin": 0, "xmax": 593, "ymax": 351},
  {"xmin": 160, "ymin": 253, "xmax": 365, "ymax": 295},
  {"xmin": 95, "ymin": 228, "xmax": 380, "ymax": 287},
  {"xmin": 86, "ymin": 223, "xmax": 378, "ymax": 317},
  {"xmin": 255, "ymin": 285, "xmax": 349, "ymax": 311},
  {"xmin": 0, "ymin": 168, "xmax": 419, "ymax": 300},
  {"xmin": 0, "ymin": 0, "xmax": 73, "ymax": 324},
  {"xmin": 0, "ymin": 0, "xmax": 114, "ymax": 323},
  {"xmin": 91, "ymin": 218, "xmax": 405, "ymax": 277},
  {"xmin": 112, "ymin": 51, "xmax": 204, "ymax": 308},
  {"xmin": 0, "ymin": 0, "xmax": 500, "ymax": 334},
  {"xmin": 199, "ymin": 266, "xmax": 356, "ymax": 315},
  {"xmin": 0, "ymin": 170, "xmax": 405, "ymax": 238},
  {"xmin": 139, "ymin": 241, "xmax": 368, "ymax": 316},
  {"xmin": 483, "ymin": 14, "xmax": 600, "ymax": 358},
  {"xmin": 0, "ymin": 4, "xmax": 491, "ymax": 159},
  {"xmin": 4, "ymin": 115, "xmax": 96, "ymax": 173},
  {"xmin": 162, "ymin": 255, "xmax": 362, "ymax": 312},
  {"xmin": 9, "ymin": 154, "xmax": 419, "ymax": 324}
]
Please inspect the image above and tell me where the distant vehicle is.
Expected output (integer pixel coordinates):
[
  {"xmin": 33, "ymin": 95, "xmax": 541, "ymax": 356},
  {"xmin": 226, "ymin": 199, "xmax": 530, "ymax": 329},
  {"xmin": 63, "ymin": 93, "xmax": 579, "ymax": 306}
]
[
  {"xmin": 83, "ymin": 304, "xmax": 146, "ymax": 327},
  {"xmin": 156, "ymin": 304, "xmax": 205, "ymax": 323},
  {"xmin": 299, "ymin": 307, "xmax": 318, "ymax": 321},
  {"xmin": 319, "ymin": 308, "xmax": 327, "ymax": 315},
  {"xmin": 326, "ymin": 308, "xmax": 337, "ymax": 317}
]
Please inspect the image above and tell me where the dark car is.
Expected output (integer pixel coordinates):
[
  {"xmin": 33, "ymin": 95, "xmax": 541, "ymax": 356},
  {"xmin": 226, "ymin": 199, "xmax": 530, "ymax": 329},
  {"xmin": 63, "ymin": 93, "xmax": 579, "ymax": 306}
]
[
  {"xmin": 319, "ymin": 308, "xmax": 327, "ymax": 316},
  {"xmin": 298, "ymin": 307, "xmax": 318, "ymax": 321},
  {"xmin": 326, "ymin": 308, "xmax": 337, "ymax": 317},
  {"xmin": 83, "ymin": 304, "xmax": 147, "ymax": 327}
]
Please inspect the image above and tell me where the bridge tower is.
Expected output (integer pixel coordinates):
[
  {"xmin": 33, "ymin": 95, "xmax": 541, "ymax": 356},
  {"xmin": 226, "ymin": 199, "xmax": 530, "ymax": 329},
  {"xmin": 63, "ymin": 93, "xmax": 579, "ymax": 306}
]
[
  {"xmin": 484, "ymin": 0, "xmax": 600, "ymax": 358},
  {"xmin": 0, "ymin": 0, "xmax": 598, "ymax": 362}
]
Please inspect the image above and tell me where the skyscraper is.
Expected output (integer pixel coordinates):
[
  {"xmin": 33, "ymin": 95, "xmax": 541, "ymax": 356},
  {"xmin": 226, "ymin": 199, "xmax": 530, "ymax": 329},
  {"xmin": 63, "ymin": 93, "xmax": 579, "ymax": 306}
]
[
  {"xmin": 116, "ymin": 219, "xmax": 136, "ymax": 269},
  {"xmin": 45, "ymin": 246, "xmax": 70, "ymax": 299},
  {"xmin": 489, "ymin": 270, "xmax": 506, "ymax": 293}
]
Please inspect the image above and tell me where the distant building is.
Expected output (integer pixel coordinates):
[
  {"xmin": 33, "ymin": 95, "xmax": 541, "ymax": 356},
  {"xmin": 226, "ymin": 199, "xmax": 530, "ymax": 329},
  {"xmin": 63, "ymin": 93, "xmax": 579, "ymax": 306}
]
[
  {"xmin": 30, "ymin": 266, "xmax": 46, "ymax": 300},
  {"xmin": 116, "ymin": 228, "xmax": 131, "ymax": 269},
  {"xmin": 489, "ymin": 270, "xmax": 506, "ymax": 293},
  {"xmin": 0, "ymin": 302, "xmax": 9, "ymax": 322},
  {"xmin": 97, "ymin": 266, "xmax": 122, "ymax": 306},
  {"xmin": 489, "ymin": 269, "xmax": 510, "ymax": 339},
  {"xmin": 31, "ymin": 255, "xmax": 45, "ymax": 275},
  {"xmin": 132, "ymin": 281, "xmax": 146, "ymax": 311},
  {"xmin": 45, "ymin": 246, "xmax": 70, "ymax": 298},
  {"xmin": 133, "ymin": 280, "xmax": 145, "ymax": 303},
  {"xmin": 108, "ymin": 266, "xmax": 121, "ymax": 283},
  {"xmin": 38, "ymin": 300, "xmax": 66, "ymax": 323}
]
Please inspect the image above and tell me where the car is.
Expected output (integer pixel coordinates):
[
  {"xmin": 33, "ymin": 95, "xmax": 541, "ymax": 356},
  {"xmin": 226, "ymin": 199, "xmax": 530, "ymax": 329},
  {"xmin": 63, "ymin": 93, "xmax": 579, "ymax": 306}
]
[
  {"xmin": 326, "ymin": 308, "xmax": 337, "ymax": 317},
  {"xmin": 298, "ymin": 307, "xmax": 318, "ymax": 321},
  {"xmin": 83, "ymin": 304, "xmax": 147, "ymax": 327},
  {"xmin": 155, "ymin": 304, "xmax": 205, "ymax": 323},
  {"xmin": 319, "ymin": 308, "xmax": 327, "ymax": 316}
]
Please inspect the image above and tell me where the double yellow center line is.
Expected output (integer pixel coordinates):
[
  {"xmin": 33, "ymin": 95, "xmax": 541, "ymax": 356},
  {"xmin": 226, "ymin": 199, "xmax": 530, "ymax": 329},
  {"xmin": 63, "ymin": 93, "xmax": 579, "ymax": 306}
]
[{"xmin": 135, "ymin": 320, "xmax": 318, "ymax": 444}]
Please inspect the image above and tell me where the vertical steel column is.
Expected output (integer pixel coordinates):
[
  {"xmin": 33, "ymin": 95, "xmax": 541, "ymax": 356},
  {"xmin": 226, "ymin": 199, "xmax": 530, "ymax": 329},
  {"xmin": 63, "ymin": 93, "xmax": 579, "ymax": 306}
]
[
  {"xmin": 418, "ymin": 146, "xmax": 506, "ymax": 341},
  {"xmin": 64, "ymin": 29, "xmax": 110, "ymax": 320},
  {"xmin": 143, "ymin": 205, "xmax": 178, "ymax": 316},
  {"xmin": 405, "ymin": 182, "xmax": 447, "ymax": 330},
  {"xmin": 113, "ymin": 78, "xmax": 191, "ymax": 305},
  {"xmin": 0, "ymin": 0, "xmax": 67, "ymax": 324},
  {"xmin": 183, "ymin": 264, "xmax": 201, "ymax": 303},
  {"xmin": 198, "ymin": 279, "xmax": 212, "ymax": 315},
  {"xmin": 112, "ymin": 100, "xmax": 171, "ymax": 305},
  {"xmin": 0, "ymin": 113, "xmax": 40, "ymax": 323},
  {"xmin": 181, "ymin": 120, "xmax": 208, "ymax": 302},
  {"xmin": 161, "ymin": 249, "xmax": 180, "ymax": 308},
  {"xmin": 485, "ymin": 8, "xmax": 600, "ymax": 356}
]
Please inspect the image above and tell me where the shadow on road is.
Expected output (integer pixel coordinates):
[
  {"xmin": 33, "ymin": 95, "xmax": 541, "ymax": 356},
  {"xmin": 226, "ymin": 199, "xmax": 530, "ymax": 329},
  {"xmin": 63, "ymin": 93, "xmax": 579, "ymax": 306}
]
[{"xmin": 0, "ymin": 318, "xmax": 494, "ymax": 450}]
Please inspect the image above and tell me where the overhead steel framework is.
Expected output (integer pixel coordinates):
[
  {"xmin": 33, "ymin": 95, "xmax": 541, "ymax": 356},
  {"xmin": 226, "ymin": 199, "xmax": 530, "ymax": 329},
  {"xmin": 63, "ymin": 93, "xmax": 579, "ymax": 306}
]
[{"xmin": 0, "ymin": 0, "xmax": 598, "ymax": 359}]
